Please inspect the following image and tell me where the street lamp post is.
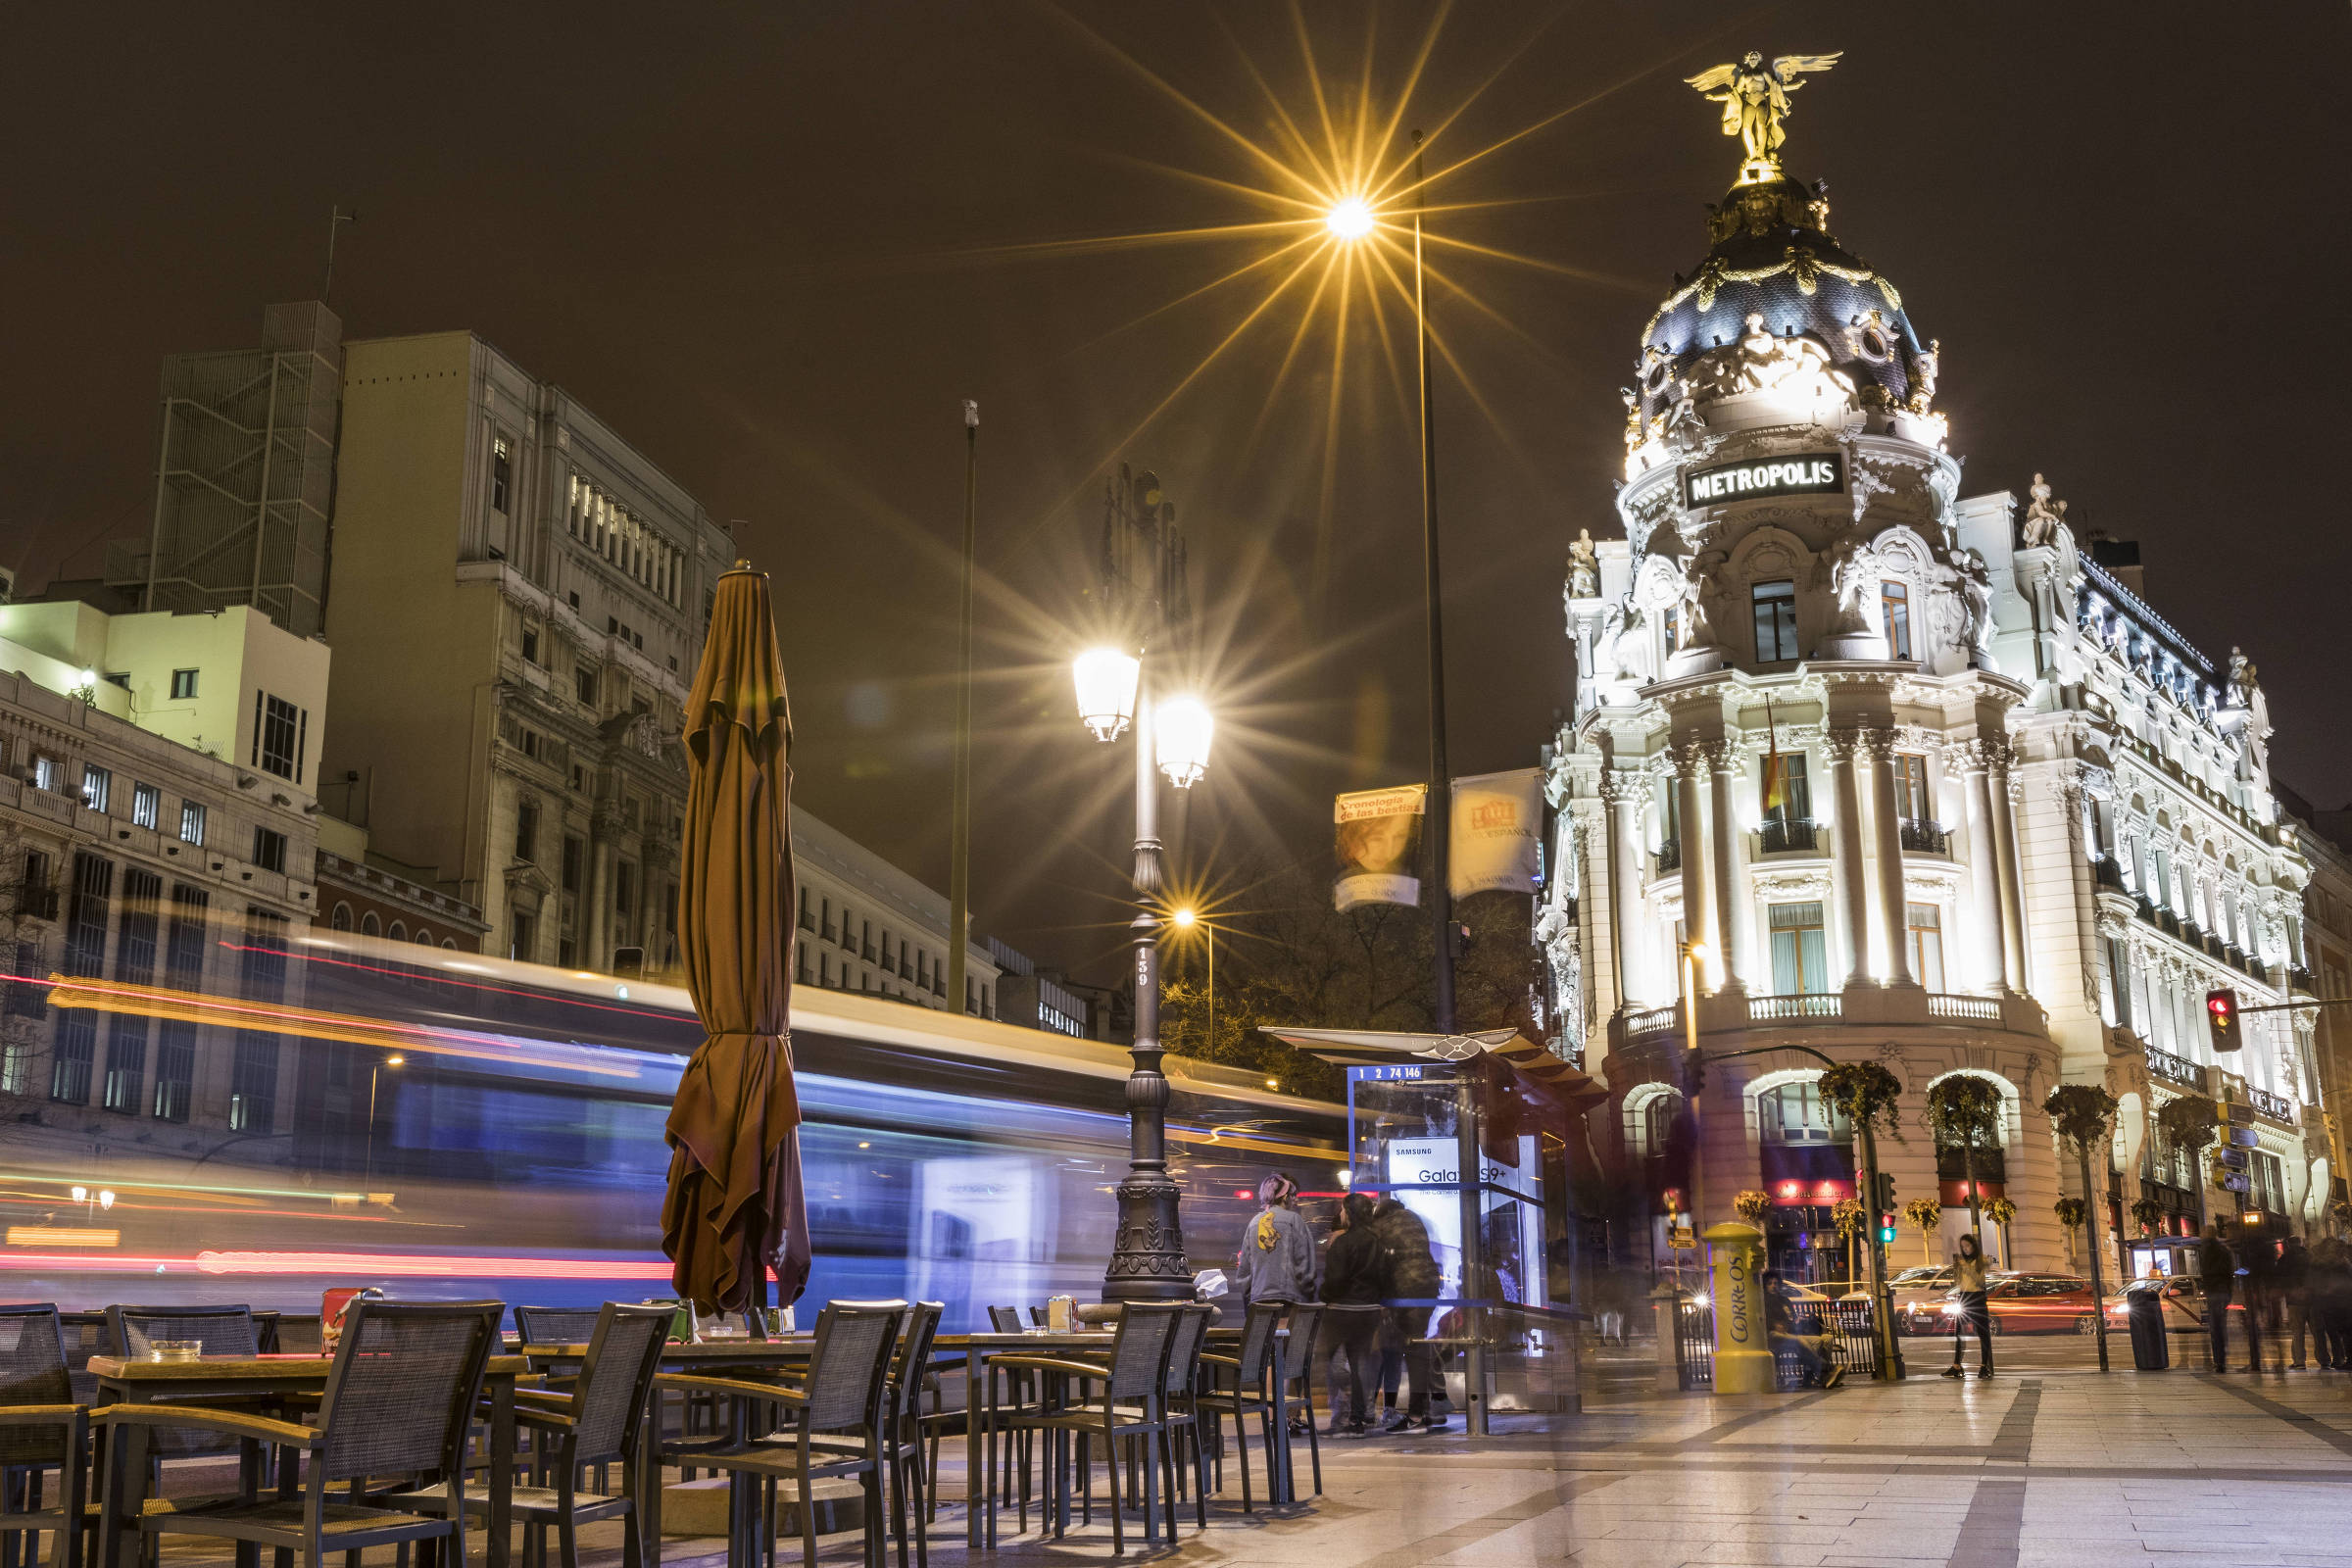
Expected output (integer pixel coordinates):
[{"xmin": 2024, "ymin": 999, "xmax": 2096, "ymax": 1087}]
[
  {"xmin": 1327, "ymin": 131, "xmax": 1455, "ymax": 1032},
  {"xmin": 1075, "ymin": 649, "xmax": 1213, "ymax": 1302},
  {"xmin": 366, "ymin": 1053, "xmax": 404, "ymax": 1188}
]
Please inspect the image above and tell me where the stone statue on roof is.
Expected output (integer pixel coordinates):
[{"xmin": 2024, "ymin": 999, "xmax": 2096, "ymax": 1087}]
[{"xmin": 1686, "ymin": 51, "xmax": 1842, "ymax": 171}]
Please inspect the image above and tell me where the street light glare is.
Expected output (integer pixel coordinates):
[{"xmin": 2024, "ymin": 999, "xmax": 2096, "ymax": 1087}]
[
  {"xmin": 1171, "ymin": 906, "xmax": 1198, "ymax": 928},
  {"xmin": 386, "ymin": 1054, "xmax": 406, "ymax": 1066},
  {"xmin": 1072, "ymin": 648, "xmax": 1142, "ymax": 743},
  {"xmin": 1154, "ymin": 696, "xmax": 1214, "ymax": 789},
  {"xmin": 1325, "ymin": 196, "xmax": 1375, "ymax": 241}
]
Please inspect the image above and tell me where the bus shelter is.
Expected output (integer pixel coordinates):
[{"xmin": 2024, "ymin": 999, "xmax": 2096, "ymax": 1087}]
[{"xmin": 1264, "ymin": 1026, "xmax": 1605, "ymax": 1433}]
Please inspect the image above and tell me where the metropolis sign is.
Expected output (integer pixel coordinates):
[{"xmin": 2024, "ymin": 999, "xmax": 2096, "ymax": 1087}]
[{"xmin": 1684, "ymin": 452, "xmax": 1844, "ymax": 507}]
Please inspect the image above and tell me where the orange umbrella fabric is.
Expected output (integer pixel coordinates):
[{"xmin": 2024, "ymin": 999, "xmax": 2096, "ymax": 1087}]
[{"xmin": 661, "ymin": 564, "xmax": 811, "ymax": 1312}]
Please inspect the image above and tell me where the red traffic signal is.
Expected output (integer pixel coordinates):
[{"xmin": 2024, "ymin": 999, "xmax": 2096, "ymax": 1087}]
[{"xmin": 2205, "ymin": 988, "xmax": 2243, "ymax": 1053}]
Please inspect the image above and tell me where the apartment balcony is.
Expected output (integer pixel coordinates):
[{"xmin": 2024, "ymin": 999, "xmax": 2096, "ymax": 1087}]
[
  {"xmin": 1614, "ymin": 985, "xmax": 2046, "ymax": 1050},
  {"xmin": 2246, "ymin": 1086, "xmax": 2297, "ymax": 1126},
  {"xmin": 1897, "ymin": 817, "xmax": 1950, "ymax": 855},
  {"xmin": 1653, "ymin": 839, "xmax": 1682, "ymax": 876},
  {"xmin": 1756, "ymin": 817, "xmax": 1819, "ymax": 856}
]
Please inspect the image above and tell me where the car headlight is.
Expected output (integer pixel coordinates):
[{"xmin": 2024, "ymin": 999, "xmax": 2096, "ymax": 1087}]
[{"xmin": 1942, "ymin": 1301, "xmax": 1963, "ymax": 1315}]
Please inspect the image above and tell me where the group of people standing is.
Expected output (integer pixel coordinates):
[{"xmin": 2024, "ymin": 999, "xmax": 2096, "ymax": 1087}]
[
  {"xmin": 2195, "ymin": 1223, "xmax": 2352, "ymax": 1371},
  {"xmin": 1231, "ymin": 1175, "xmax": 1448, "ymax": 1436}
]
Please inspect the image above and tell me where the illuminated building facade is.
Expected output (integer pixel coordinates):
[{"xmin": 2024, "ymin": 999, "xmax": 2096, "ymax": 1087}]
[{"xmin": 1536, "ymin": 147, "xmax": 2316, "ymax": 1278}]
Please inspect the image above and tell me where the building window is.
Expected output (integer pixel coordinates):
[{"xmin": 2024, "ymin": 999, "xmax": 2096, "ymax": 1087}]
[
  {"xmin": 330, "ymin": 902, "xmax": 352, "ymax": 932},
  {"xmin": 1907, "ymin": 903, "xmax": 1946, "ymax": 991},
  {"xmin": 81, "ymin": 764, "xmax": 110, "ymax": 813},
  {"xmin": 2250, "ymin": 1150, "xmax": 2286, "ymax": 1214},
  {"xmin": 361, "ymin": 910, "xmax": 379, "ymax": 937},
  {"xmin": 491, "ymin": 437, "xmax": 512, "ymax": 514},
  {"xmin": 1758, "ymin": 1080, "xmax": 1849, "ymax": 1145},
  {"xmin": 52, "ymin": 853, "xmax": 114, "ymax": 1104},
  {"xmin": 576, "ymin": 665, "xmax": 598, "ymax": 708},
  {"xmin": 614, "ymin": 861, "xmax": 634, "ymax": 916},
  {"xmin": 251, "ymin": 827, "xmax": 288, "ymax": 874},
  {"xmin": 33, "ymin": 756, "xmax": 61, "ymax": 793},
  {"xmin": 520, "ymin": 626, "xmax": 539, "ymax": 665},
  {"xmin": 515, "ymin": 802, "xmax": 539, "ymax": 864},
  {"xmin": 1623, "ymin": 1090, "xmax": 1682, "ymax": 1159},
  {"xmin": 179, "ymin": 801, "xmax": 206, "ymax": 846},
  {"xmin": 563, "ymin": 836, "xmax": 583, "ymax": 894},
  {"xmin": 251, "ymin": 692, "xmax": 306, "ymax": 782},
  {"xmin": 1895, "ymin": 755, "xmax": 1931, "ymax": 822},
  {"xmin": 1751, "ymin": 579, "xmax": 1799, "ymax": 662},
  {"xmin": 1759, "ymin": 752, "xmax": 1813, "ymax": 853},
  {"xmin": 170, "ymin": 668, "xmax": 198, "ymax": 700},
  {"xmin": 131, "ymin": 783, "xmax": 160, "ymax": 830},
  {"xmin": 102, "ymin": 869, "xmax": 161, "ymax": 1113},
  {"xmin": 1767, "ymin": 901, "xmax": 1831, "ymax": 995},
  {"xmin": 1881, "ymin": 579, "xmax": 1912, "ymax": 659},
  {"xmin": 512, "ymin": 911, "xmax": 536, "ymax": 963}
]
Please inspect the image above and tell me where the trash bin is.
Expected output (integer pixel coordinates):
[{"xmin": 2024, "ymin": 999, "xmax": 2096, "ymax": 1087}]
[{"xmin": 2128, "ymin": 1291, "xmax": 2169, "ymax": 1371}]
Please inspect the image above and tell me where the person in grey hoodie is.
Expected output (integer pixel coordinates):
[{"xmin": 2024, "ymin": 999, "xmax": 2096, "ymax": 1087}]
[{"xmin": 1235, "ymin": 1172, "xmax": 1316, "ymax": 1306}]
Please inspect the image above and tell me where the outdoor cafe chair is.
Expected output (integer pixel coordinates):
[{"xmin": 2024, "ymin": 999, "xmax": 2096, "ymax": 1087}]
[
  {"xmin": 1270, "ymin": 1302, "xmax": 1325, "ymax": 1499},
  {"xmin": 0, "ymin": 1303, "xmax": 90, "ymax": 1568},
  {"xmin": 390, "ymin": 1302, "xmax": 671, "ymax": 1568},
  {"xmin": 1192, "ymin": 1298, "xmax": 1283, "ymax": 1511},
  {"xmin": 94, "ymin": 1298, "xmax": 504, "ymax": 1568},
  {"xmin": 979, "ymin": 1308, "xmax": 1040, "ymax": 1511},
  {"xmin": 650, "ymin": 1299, "xmax": 906, "ymax": 1568},
  {"xmin": 806, "ymin": 1301, "xmax": 943, "ymax": 1568},
  {"xmin": 987, "ymin": 1300, "xmax": 1183, "ymax": 1555},
  {"xmin": 1153, "ymin": 1304, "xmax": 1212, "ymax": 1531}
]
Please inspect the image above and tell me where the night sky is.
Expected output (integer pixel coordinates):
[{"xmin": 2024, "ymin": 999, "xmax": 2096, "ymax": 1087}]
[{"xmin": 7, "ymin": 4, "xmax": 2348, "ymax": 980}]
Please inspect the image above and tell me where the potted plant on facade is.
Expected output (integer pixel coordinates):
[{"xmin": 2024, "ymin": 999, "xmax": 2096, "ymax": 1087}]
[
  {"xmin": 1904, "ymin": 1196, "xmax": 1944, "ymax": 1265},
  {"xmin": 1833, "ymin": 1196, "xmax": 1867, "ymax": 1291},
  {"xmin": 1984, "ymin": 1196, "xmax": 2019, "ymax": 1265},
  {"xmin": 1924, "ymin": 1074, "xmax": 2005, "ymax": 1242},
  {"xmin": 1734, "ymin": 1189, "xmax": 1772, "ymax": 1228},
  {"xmin": 2054, "ymin": 1197, "xmax": 2086, "ymax": 1268},
  {"xmin": 2129, "ymin": 1196, "xmax": 2165, "ymax": 1236}
]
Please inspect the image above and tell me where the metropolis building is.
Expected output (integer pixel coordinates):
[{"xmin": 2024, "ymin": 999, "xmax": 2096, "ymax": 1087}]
[{"xmin": 1536, "ymin": 109, "xmax": 2321, "ymax": 1279}]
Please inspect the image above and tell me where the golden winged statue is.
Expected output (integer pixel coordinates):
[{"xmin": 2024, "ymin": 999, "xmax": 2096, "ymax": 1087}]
[{"xmin": 1687, "ymin": 51, "xmax": 1841, "ymax": 170}]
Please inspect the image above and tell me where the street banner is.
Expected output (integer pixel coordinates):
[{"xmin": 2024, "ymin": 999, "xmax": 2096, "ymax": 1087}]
[
  {"xmin": 1334, "ymin": 784, "xmax": 1425, "ymax": 910},
  {"xmin": 1449, "ymin": 767, "xmax": 1544, "ymax": 898}
]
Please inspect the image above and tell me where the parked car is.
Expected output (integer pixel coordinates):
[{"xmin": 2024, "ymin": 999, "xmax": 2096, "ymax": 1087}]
[{"xmin": 2102, "ymin": 1275, "xmax": 2239, "ymax": 1334}]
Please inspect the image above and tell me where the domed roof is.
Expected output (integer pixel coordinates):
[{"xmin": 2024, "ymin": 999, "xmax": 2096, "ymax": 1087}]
[{"xmin": 1630, "ymin": 172, "xmax": 1926, "ymax": 428}]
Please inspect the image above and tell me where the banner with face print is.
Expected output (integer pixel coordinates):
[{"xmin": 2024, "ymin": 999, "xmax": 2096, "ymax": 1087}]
[{"xmin": 1334, "ymin": 784, "xmax": 1425, "ymax": 910}]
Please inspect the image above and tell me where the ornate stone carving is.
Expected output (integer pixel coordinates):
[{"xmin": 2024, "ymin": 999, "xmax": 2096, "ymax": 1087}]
[
  {"xmin": 1567, "ymin": 528, "xmax": 1599, "ymax": 599},
  {"xmin": 2021, "ymin": 472, "xmax": 2070, "ymax": 549}
]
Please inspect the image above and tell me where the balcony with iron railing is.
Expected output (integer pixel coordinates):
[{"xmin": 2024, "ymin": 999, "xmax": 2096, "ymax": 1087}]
[
  {"xmin": 1617, "ymin": 986, "xmax": 2043, "ymax": 1045},
  {"xmin": 1898, "ymin": 817, "xmax": 1950, "ymax": 855},
  {"xmin": 2246, "ymin": 1086, "xmax": 2296, "ymax": 1126},
  {"xmin": 1755, "ymin": 817, "xmax": 1819, "ymax": 856},
  {"xmin": 1653, "ymin": 839, "xmax": 1681, "ymax": 876}
]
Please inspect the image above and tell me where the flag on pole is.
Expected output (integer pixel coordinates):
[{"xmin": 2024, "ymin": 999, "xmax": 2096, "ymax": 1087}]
[{"xmin": 1759, "ymin": 696, "xmax": 1787, "ymax": 818}]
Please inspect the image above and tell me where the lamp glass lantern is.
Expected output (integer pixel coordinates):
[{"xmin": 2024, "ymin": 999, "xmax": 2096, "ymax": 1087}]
[
  {"xmin": 1153, "ymin": 696, "xmax": 1213, "ymax": 789},
  {"xmin": 1071, "ymin": 648, "xmax": 1141, "ymax": 742}
]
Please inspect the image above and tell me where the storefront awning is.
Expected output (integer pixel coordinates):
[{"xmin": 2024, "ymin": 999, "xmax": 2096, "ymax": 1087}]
[{"xmin": 1262, "ymin": 1025, "xmax": 1608, "ymax": 1107}]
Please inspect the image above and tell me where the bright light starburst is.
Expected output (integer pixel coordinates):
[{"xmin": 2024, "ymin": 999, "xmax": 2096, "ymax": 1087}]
[{"xmin": 1324, "ymin": 196, "xmax": 1375, "ymax": 241}]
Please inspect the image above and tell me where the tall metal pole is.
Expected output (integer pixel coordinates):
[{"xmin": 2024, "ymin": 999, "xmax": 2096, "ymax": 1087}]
[
  {"xmin": 1103, "ymin": 666, "xmax": 1189, "ymax": 1301},
  {"xmin": 947, "ymin": 402, "xmax": 978, "ymax": 1014},
  {"xmin": 1412, "ymin": 129, "xmax": 1456, "ymax": 1035}
]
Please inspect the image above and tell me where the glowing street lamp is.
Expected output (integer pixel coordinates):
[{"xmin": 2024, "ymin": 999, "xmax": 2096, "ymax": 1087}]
[
  {"xmin": 1153, "ymin": 696, "xmax": 1214, "ymax": 788},
  {"xmin": 1071, "ymin": 648, "xmax": 1142, "ymax": 742},
  {"xmin": 1325, "ymin": 195, "xmax": 1375, "ymax": 241}
]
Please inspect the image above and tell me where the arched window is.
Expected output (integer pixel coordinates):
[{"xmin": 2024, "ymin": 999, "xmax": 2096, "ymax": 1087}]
[
  {"xmin": 388, "ymin": 920, "xmax": 407, "ymax": 943},
  {"xmin": 1757, "ymin": 1080, "xmax": 1850, "ymax": 1146},
  {"xmin": 361, "ymin": 911, "xmax": 380, "ymax": 938},
  {"xmin": 1623, "ymin": 1088, "xmax": 1684, "ymax": 1159},
  {"xmin": 330, "ymin": 903, "xmax": 353, "ymax": 933},
  {"xmin": 413, "ymin": 927, "xmax": 432, "ymax": 946}
]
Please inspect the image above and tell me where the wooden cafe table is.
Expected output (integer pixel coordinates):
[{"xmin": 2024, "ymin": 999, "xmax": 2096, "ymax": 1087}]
[{"xmin": 88, "ymin": 1350, "xmax": 531, "ymax": 1568}]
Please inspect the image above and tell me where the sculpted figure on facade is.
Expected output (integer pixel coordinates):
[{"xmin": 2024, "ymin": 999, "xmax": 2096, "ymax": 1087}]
[
  {"xmin": 2021, "ymin": 472, "xmax": 2070, "ymax": 549},
  {"xmin": 1905, "ymin": 339, "xmax": 1940, "ymax": 413},
  {"xmin": 1567, "ymin": 528, "xmax": 1599, "ymax": 599},
  {"xmin": 2228, "ymin": 646, "xmax": 2260, "ymax": 707},
  {"xmin": 1684, "ymin": 50, "xmax": 1841, "ymax": 168},
  {"xmin": 1813, "ymin": 537, "xmax": 1878, "ymax": 635}
]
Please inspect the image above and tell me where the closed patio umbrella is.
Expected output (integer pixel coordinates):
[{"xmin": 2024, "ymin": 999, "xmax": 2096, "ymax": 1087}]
[{"xmin": 662, "ymin": 562, "xmax": 812, "ymax": 1313}]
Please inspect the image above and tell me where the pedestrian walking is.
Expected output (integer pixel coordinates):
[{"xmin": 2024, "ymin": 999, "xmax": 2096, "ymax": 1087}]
[
  {"xmin": 2310, "ymin": 1237, "xmax": 2352, "ymax": 1370},
  {"xmin": 2279, "ymin": 1234, "xmax": 2312, "ymax": 1369},
  {"xmin": 1941, "ymin": 1233, "xmax": 1993, "ymax": 1380},
  {"xmin": 1369, "ymin": 1192, "xmax": 1446, "ymax": 1432},
  {"xmin": 2235, "ymin": 1225, "xmax": 2275, "ymax": 1371},
  {"xmin": 1318, "ymin": 1192, "xmax": 1385, "ymax": 1436},
  {"xmin": 2195, "ymin": 1222, "xmax": 2238, "ymax": 1371},
  {"xmin": 1235, "ymin": 1172, "xmax": 1316, "ymax": 1306}
]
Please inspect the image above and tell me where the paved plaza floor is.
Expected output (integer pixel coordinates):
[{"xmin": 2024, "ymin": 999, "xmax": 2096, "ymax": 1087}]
[{"xmin": 146, "ymin": 1350, "xmax": 2352, "ymax": 1568}]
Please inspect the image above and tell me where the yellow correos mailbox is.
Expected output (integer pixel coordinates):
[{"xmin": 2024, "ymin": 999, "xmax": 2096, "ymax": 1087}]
[{"xmin": 1703, "ymin": 1222, "xmax": 1773, "ymax": 1395}]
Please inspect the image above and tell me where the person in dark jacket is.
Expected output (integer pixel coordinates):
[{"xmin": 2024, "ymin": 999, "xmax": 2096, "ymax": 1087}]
[
  {"xmin": 1318, "ymin": 1193, "xmax": 1385, "ymax": 1434},
  {"xmin": 1369, "ymin": 1195, "xmax": 1444, "ymax": 1432},
  {"xmin": 2195, "ymin": 1223, "xmax": 2238, "ymax": 1371},
  {"xmin": 2279, "ymin": 1235, "xmax": 2312, "ymax": 1369},
  {"xmin": 2238, "ymin": 1228, "xmax": 2278, "ymax": 1371}
]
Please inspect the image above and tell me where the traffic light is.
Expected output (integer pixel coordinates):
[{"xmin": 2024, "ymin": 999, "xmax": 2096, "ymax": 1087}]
[
  {"xmin": 1872, "ymin": 1171, "xmax": 1897, "ymax": 1212},
  {"xmin": 2206, "ymin": 987, "xmax": 2243, "ymax": 1053},
  {"xmin": 1878, "ymin": 1212, "xmax": 1898, "ymax": 1245}
]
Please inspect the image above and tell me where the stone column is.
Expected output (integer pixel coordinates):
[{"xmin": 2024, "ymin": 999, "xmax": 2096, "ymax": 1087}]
[
  {"xmin": 1675, "ymin": 746, "xmax": 1714, "ymax": 993},
  {"xmin": 1863, "ymin": 730, "xmax": 1915, "ymax": 987},
  {"xmin": 1824, "ymin": 729, "xmax": 1872, "ymax": 988},
  {"xmin": 1989, "ymin": 749, "xmax": 2030, "ymax": 993},
  {"xmin": 1605, "ymin": 771, "xmax": 1656, "ymax": 1006},
  {"xmin": 585, "ymin": 808, "xmax": 619, "ymax": 969},
  {"xmin": 1706, "ymin": 741, "xmax": 1751, "ymax": 993},
  {"xmin": 1958, "ymin": 742, "xmax": 2007, "ymax": 992}
]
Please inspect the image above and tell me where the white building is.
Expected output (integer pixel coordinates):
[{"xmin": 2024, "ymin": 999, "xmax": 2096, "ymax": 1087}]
[
  {"xmin": 1538, "ymin": 141, "xmax": 2315, "ymax": 1280},
  {"xmin": 0, "ymin": 599, "xmax": 326, "ymax": 1155},
  {"xmin": 791, "ymin": 808, "xmax": 1003, "ymax": 1018}
]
